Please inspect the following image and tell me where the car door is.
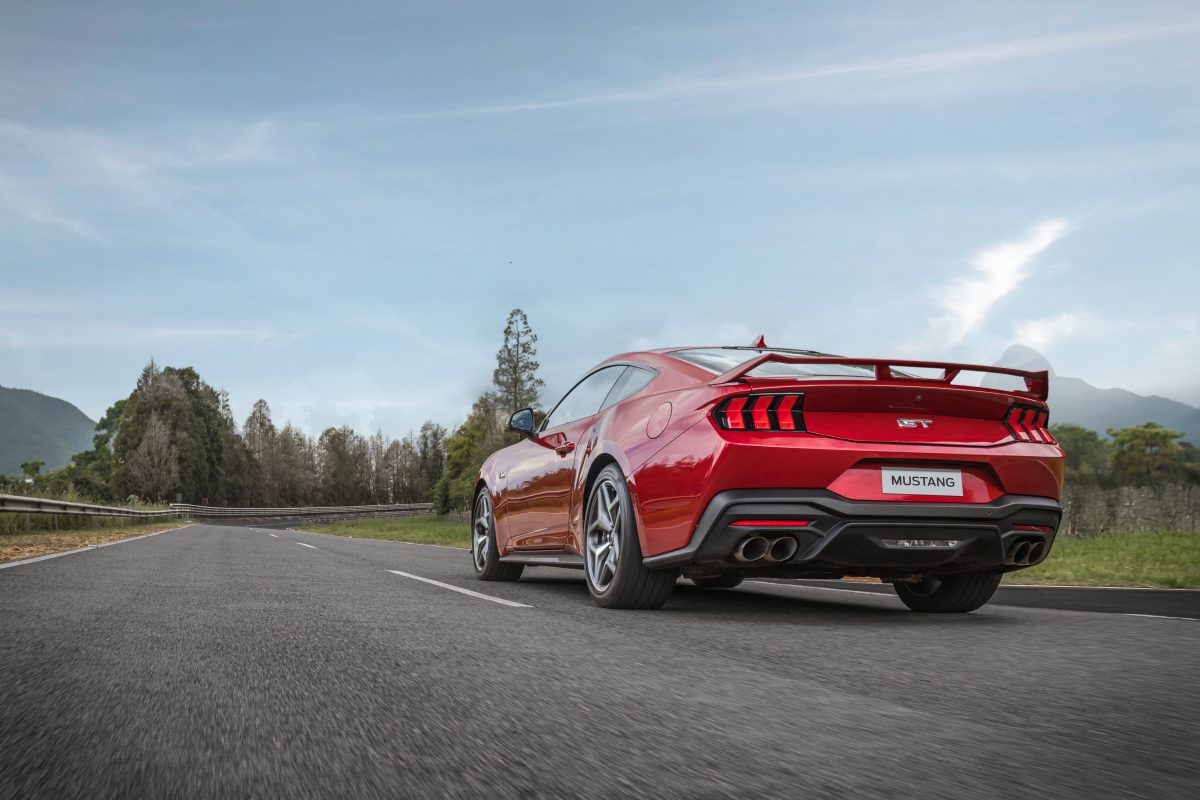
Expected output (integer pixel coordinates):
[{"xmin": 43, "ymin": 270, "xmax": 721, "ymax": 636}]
[{"xmin": 503, "ymin": 366, "xmax": 627, "ymax": 551}]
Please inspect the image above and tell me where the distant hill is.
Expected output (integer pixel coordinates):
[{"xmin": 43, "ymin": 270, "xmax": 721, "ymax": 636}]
[
  {"xmin": 0, "ymin": 386, "xmax": 97, "ymax": 476},
  {"xmin": 990, "ymin": 345, "xmax": 1200, "ymax": 446}
]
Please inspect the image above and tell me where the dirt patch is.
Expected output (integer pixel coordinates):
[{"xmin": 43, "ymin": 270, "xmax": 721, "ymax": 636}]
[{"xmin": 0, "ymin": 522, "xmax": 190, "ymax": 563}]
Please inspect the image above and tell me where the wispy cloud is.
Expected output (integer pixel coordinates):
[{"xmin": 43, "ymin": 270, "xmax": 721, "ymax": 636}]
[
  {"xmin": 366, "ymin": 18, "xmax": 1200, "ymax": 122},
  {"xmin": 0, "ymin": 119, "xmax": 277, "ymax": 179},
  {"xmin": 1013, "ymin": 311, "xmax": 1089, "ymax": 351},
  {"xmin": 910, "ymin": 218, "xmax": 1070, "ymax": 351},
  {"xmin": 0, "ymin": 171, "xmax": 102, "ymax": 239},
  {"xmin": 0, "ymin": 118, "xmax": 278, "ymax": 239},
  {"xmin": 0, "ymin": 322, "xmax": 300, "ymax": 349}
]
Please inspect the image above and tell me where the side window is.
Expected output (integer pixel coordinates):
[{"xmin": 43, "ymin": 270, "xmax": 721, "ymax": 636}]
[
  {"xmin": 542, "ymin": 366, "xmax": 625, "ymax": 431},
  {"xmin": 600, "ymin": 366, "xmax": 656, "ymax": 411}
]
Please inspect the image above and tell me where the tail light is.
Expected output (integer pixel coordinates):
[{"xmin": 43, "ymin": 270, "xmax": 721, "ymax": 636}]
[
  {"xmin": 1004, "ymin": 405, "xmax": 1055, "ymax": 444},
  {"xmin": 713, "ymin": 393, "xmax": 805, "ymax": 431}
]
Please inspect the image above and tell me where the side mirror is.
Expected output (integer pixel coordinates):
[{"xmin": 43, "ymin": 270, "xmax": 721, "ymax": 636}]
[{"xmin": 507, "ymin": 408, "xmax": 536, "ymax": 437}]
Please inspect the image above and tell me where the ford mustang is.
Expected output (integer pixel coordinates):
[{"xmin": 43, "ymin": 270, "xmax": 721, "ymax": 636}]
[{"xmin": 471, "ymin": 343, "xmax": 1063, "ymax": 611}]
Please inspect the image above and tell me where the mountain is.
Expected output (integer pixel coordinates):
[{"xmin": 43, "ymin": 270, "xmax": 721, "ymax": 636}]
[
  {"xmin": 0, "ymin": 386, "xmax": 97, "ymax": 477},
  {"xmin": 991, "ymin": 345, "xmax": 1200, "ymax": 446}
]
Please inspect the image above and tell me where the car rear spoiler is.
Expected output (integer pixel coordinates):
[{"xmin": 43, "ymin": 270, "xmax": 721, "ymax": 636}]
[{"xmin": 709, "ymin": 354, "xmax": 1050, "ymax": 400}]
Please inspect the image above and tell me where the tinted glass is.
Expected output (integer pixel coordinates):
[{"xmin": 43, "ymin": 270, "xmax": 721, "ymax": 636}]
[
  {"xmin": 600, "ymin": 366, "xmax": 656, "ymax": 410},
  {"xmin": 670, "ymin": 348, "xmax": 877, "ymax": 378},
  {"xmin": 542, "ymin": 366, "xmax": 625, "ymax": 430}
]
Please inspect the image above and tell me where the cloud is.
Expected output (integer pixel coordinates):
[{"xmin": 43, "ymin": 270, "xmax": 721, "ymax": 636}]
[
  {"xmin": 0, "ymin": 171, "xmax": 102, "ymax": 239},
  {"xmin": 912, "ymin": 218, "xmax": 1070, "ymax": 351},
  {"xmin": 0, "ymin": 118, "xmax": 278, "ymax": 240},
  {"xmin": 0, "ymin": 119, "xmax": 278, "ymax": 179},
  {"xmin": 365, "ymin": 18, "xmax": 1200, "ymax": 122},
  {"xmin": 1012, "ymin": 311, "xmax": 1088, "ymax": 350},
  {"xmin": 0, "ymin": 322, "xmax": 300, "ymax": 349}
]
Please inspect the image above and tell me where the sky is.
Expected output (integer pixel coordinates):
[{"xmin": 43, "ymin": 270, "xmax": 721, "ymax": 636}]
[{"xmin": 2, "ymin": 0, "xmax": 1198, "ymax": 436}]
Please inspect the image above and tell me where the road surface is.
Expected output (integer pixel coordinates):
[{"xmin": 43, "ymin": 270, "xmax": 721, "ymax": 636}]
[{"xmin": 1, "ymin": 524, "xmax": 1197, "ymax": 798}]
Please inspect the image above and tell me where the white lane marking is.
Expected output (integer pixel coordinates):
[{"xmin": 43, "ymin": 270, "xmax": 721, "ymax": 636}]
[
  {"xmin": 0, "ymin": 524, "xmax": 195, "ymax": 571},
  {"xmin": 387, "ymin": 570, "xmax": 532, "ymax": 607},
  {"xmin": 295, "ymin": 542, "xmax": 318, "ymax": 549},
  {"xmin": 268, "ymin": 533, "xmax": 279, "ymax": 538},
  {"xmin": 1121, "ymin": 613, "xmax": 1199, "ymax": 622},
  {"xmin": 748, "ymin": 580, "xmax": 895, "ymax": 598},
  {"xmin": 287, "ymin": 528, "xmax": 466, "ymax": 550},
  {"xmin": 388, "ymin": 540, "xmax": 468, "ymax": 551}
]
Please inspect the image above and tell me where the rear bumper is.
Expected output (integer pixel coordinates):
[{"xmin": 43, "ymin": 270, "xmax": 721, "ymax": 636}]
[{"xmin": 642, "ymin": 490, "xmax": 1061, "ymax": 577}]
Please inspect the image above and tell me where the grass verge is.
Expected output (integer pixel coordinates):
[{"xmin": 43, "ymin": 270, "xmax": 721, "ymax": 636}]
[
  {"xmin": 305, "ymin": 515, "xmax": 471, "ymax": 549},
  {"xmin": 1003, "ymin": 531, "xmax": 1199, "ymax": 588},
  {"xmin": 0, "ymin": 519, "xmax": 191, "ymax": 563}
]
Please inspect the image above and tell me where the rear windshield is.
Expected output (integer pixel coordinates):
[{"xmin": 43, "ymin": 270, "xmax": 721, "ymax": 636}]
[{"xmin": 669, "ymin": 347, "xmax": 878, "ymax": 379}]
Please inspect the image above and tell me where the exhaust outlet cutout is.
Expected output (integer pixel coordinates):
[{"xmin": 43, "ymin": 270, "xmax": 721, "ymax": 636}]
[
  {"xmin": 764, "ymin": 536, "xmax": 799, "ymax": 562},
  {"xmin": 1011, "ymin": 541, "xmax": 1032, "ymax": 565},
  {"xmin": 734, "ymin": 536, "xmax": 769, "ymax": 562},
  {"xmin": 1027, "ymin": 542, "xmax": 1046, "ymax": 563}
]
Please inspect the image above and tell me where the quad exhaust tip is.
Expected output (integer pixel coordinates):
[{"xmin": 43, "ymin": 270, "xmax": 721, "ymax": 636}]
[
  {"xmin": 1007, "ymin": 538, "xmax": 1047, "ymax": 566},
  {"xmin": 734, "ymin": 535, "xmax": 798, "ymax": 563},
  {"xmin": 765, "ymin": 536, "xmax": 799, "ymax": 562},
  {"xmin": 734, "ymin": 535, "xmax": 770, "ymax": 562}
]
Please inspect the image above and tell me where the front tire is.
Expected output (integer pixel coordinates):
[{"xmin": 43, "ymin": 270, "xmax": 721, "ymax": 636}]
[
  {"xmin": 584, "ymin": 464, "xmax": 678, "ymax": 609},
  {"xmin": 893, "ymin": 570, "xmax": 1001, "ymax": 613},
  {"xmin": 472, "ymin": 488, "xmax": 523, "ymax": 582}
]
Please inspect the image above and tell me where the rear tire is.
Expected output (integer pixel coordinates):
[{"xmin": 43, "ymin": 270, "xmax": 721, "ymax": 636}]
[
  {"xmin": 893, "ymin": 570, "xmax": 1001, "ymax": 613},
  {"xmin": 472, "ymin": 488, "xmax": 523, "ymax": 582},
  {"xmin": 584, "ymin": 464, "xmax": 678, "ymax": 609},
  {"xmin": 692, "ymin": 574, "xmax": 744, "ymax": 589}
]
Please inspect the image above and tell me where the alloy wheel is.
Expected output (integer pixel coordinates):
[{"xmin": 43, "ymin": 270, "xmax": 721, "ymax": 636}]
[
  {"xmin": 473, "ymin": 492, "xmax": 491, "ymax": 572},
  {"xmin": 586, "ymin": 477, "xmax": 623, "ymax": 592}
]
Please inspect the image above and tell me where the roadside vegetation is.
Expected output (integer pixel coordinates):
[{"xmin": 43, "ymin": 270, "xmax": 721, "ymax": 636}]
[
  {"xmin": 0, "ymin": 518, "xmax": 190, "ymax": 563},
  {"xmin": 304, "ymin": 515, "xmax": 470, "ymax": 549},
  {"xmin": 1004, "ymin": 532, "xmax": 1199, "ymax": 588},
  {"xmin": 1, "ymin": 308, "xmax": 545, "ymax": 517}
]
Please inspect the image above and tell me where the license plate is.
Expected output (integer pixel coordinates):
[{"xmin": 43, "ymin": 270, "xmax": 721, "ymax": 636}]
[{"xmin": 881, "ymin": 466, "xmax": 964, "ymax": 497}]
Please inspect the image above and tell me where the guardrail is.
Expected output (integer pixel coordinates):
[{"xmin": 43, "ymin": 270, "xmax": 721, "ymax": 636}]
[
  {"xmin": 0, "ymin": 494, "xmax": 434, "ymax": 529},
  {"xmin": 0, "ymin": 494, "xmax": 180, "ymax": 519},
  {"xmin": 169, "ymin": 502, "xmax": 434, "ymax": 519}
]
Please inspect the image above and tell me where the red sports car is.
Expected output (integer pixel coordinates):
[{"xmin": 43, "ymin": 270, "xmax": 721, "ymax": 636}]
[{"xmin": 472, "ymin": 343, "xmax": 1064, "ymax": 612}]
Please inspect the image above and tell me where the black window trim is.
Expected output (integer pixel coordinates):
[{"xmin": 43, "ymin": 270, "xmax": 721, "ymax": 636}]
[
  {"xmin": 600, "ymin": 363, "xmax": 659, "ymax": 412},
  {"xmin": 539, "ymin": 361, "xmax": 659, "ymax": 433}
]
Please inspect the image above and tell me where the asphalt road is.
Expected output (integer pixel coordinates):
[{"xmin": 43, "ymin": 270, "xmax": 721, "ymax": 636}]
[{"xmin": 1, "ymin": 525, "xmax": 1197, "ymax": 799}]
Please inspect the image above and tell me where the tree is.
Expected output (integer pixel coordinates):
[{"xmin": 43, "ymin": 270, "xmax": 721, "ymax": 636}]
[
  {"xmin": 19, "ymin": 461, "xmax": 43, "ymax": 479},
  {"xmin": 493, "ymin": 308, "xmax": 544, "ymax": 413},
  {"xmin": 126, "ymin": 412, "xmax": 179, "ymax": 501},
  {"xmin": 417, "ymin": 421, "xmax": 447, "ymax": 496},
  {"xmin": 1050, "ymin": 424, "xmax": 1111, "ymax": 485},
  {"xmin": 277, "ymin": 423, "xmax": 318, "ymax": 505},
  {"xmin": 244, "ymin": 399, "xmax": 279, "ymax": 505},
  {"xmin": 1108, "ymin": 422, "xmax": 1187, "ymax": 486}
]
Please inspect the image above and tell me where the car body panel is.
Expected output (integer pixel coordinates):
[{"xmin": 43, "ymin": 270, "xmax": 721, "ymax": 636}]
[{"xmin": 478, "ymin": 346, "xmax": 1065, "ymax": 578}]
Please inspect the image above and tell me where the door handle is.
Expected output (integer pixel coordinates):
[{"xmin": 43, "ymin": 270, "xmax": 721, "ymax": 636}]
[{"xmin": 555, "ymin": 442, "xmax": 576, "ymax": 456}]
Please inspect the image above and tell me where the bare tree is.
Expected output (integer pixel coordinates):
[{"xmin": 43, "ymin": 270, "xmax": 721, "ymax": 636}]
[{"xmin": 127, "ymin": 412, "xmax": 179, "ymax": 501}]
